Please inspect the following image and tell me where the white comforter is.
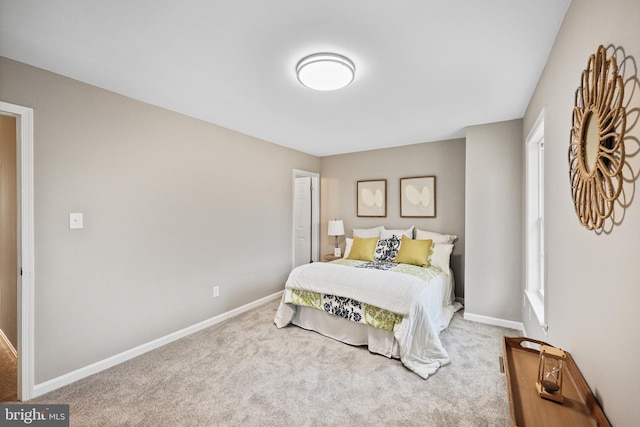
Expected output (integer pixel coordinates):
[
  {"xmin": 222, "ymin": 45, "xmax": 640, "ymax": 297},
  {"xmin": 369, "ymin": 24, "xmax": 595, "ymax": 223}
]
[{"xmin": 274, "ymin": 261, "xmax": 459, "ymax": 379}]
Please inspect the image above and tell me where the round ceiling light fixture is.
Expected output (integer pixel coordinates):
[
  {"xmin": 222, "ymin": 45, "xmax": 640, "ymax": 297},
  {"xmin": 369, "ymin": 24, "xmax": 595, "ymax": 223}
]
[{"xmin": 296, "ymin": 53, "xmax": 355, "ymax": 91}]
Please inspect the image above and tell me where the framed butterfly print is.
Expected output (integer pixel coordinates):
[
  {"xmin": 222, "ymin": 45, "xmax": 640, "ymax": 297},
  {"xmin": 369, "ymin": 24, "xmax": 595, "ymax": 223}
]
[
  {"xmin": 357, "ymin": 179, "xmax": 387, "ymax": 217},
  {"xmin": 400, "ymin": 176, "xmax": 436, "ymax": 218}
]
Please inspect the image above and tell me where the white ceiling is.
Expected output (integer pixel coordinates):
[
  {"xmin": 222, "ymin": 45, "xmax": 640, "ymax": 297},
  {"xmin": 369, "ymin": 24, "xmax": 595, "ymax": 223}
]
[{"xmin": 0, "ymin": 0, "xmax": 570, "ymax": 157}]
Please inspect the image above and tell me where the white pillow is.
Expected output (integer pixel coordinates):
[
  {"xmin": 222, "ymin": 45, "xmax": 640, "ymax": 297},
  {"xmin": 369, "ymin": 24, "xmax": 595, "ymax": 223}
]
[
  {"xmin": 353, "ymin": 226, "xmax": 382, "ymax": 238},
  {"xmin": 380, "ymin": 226, "xmax": 414, "ymax": 239},
  {"xmin": 415, "ymin": 228, "xmax": 457, "ymax": 244},
  {"xmin": 343, "ymin": 238, "xmax": 354, "ymax": 258},
  {"xmin": 430, "ymin": 243, "xmax": 454, "ymax": 274}
]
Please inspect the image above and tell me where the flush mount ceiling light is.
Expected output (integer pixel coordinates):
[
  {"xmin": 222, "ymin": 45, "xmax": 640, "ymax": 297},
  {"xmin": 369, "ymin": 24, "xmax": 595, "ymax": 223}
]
[{"xmin": 296, "ymin": 53, "xmax": 355, "ymax": 91}]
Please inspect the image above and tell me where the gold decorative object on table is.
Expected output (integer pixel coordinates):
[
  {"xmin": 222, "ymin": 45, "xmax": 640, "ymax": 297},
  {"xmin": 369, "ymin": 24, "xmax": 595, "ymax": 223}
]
[
  {"xmin": 569, "ymin": 45, "xmax": 626, "ymax": 231},
  {"xmin": 536, "ymin": 344, "xmax": 566, "ymax": 403}
]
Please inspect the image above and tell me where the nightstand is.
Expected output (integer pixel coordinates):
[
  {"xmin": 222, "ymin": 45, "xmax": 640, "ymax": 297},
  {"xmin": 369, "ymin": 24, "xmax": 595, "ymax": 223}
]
[{"xmin": 323, "ymin": 254, "xmax": 342, "ymax": 262}]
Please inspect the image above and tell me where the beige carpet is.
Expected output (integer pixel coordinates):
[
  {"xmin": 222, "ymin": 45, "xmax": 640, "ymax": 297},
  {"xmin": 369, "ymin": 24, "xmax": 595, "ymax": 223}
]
[
  {"xmin": 0, "ymin": 334, "xmax": 17, "ymax": 402},
  {"xmin": 32, "ymin": 299, "xmax": 520, "ymax": 426}
]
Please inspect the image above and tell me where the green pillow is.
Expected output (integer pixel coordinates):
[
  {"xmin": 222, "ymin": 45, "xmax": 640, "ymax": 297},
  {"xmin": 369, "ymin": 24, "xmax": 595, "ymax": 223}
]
[
  {"xmin": 394, "ymin": 235, "xmax": 433, "ymax": 267},
  {"xmin": 346, "ymin": 236, "xmax": 378, "ymax": 262}
]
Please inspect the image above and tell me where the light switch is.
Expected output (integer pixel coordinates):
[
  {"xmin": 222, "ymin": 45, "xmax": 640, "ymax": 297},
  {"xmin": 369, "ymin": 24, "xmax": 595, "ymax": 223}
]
[{"xmin": 69, "ymin": 213, "xmax": 83, "ymax": 229}]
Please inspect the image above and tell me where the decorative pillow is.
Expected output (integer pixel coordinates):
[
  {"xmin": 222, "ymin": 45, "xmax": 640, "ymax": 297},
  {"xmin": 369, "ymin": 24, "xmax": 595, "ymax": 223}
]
[
  {"xmin": 353, "ymin": 226, "xmax": 382, "ymax": 238},
  {"xmin": 394, "ymin": 235, "xmax": 433, "ymax": 267},
  {"xmin": 346, "ymin": 236, "xmax": 378, "ymax": 262},
  {"xmin": 415, "ymin": 228, "xmax": 457, "ymax": 244},
  {"xmin": 430, "ymin": 243, "xmax": 454, "ymax": 274},
  {"xmin": 343, "ymin": 238, "xmax": 354, "ymax": 258},
  {"xmin": 374, "ymin": 235, "xmax": 401, "ymax": 262},
  {"xmin": 380, "ymin": 226, "xmax": 414, "ymax": 239}
]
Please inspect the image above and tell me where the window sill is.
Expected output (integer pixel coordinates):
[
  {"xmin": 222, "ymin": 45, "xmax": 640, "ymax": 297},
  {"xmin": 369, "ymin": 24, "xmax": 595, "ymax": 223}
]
[{"xmin": 525, "ymin": 290, "xmax": 547, "ymax": 335}]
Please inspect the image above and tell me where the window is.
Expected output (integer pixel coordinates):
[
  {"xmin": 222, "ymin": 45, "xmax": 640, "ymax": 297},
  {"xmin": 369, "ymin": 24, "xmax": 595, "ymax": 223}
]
[{"xmin": 525, "ymin": 110, "xmax": 546, "ymax": 331}]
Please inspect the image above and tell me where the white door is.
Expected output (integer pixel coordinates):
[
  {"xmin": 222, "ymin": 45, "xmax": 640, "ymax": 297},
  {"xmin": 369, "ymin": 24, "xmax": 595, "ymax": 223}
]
[{"xmin": 294, "ymin": 176, "xmax": 312, "ymax": 267}]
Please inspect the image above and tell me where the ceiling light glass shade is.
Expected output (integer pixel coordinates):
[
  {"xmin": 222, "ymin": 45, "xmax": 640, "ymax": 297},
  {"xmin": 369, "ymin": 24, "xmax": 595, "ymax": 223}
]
[{"xmin": 296, "ymin": 53, "xmax": 355, "ymax": 91}]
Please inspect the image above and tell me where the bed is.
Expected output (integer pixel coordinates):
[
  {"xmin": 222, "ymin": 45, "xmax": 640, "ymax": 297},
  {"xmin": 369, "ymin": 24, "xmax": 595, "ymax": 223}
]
[{"xmin": 274, "ymin": 226, "xmax": 462, "ymax": 379}]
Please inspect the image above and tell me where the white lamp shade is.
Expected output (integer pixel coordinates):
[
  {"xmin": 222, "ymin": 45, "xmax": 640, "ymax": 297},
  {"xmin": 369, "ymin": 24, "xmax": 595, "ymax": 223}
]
[{"xmin": 328, "ymin": 220, "xmax": 345, "ymax": 236}]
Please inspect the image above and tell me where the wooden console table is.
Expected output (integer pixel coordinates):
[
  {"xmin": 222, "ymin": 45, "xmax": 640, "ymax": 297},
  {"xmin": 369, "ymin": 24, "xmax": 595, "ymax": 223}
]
[{"xmin": 501, "ymin": 336, "xmax": 610, "ymax": 427}]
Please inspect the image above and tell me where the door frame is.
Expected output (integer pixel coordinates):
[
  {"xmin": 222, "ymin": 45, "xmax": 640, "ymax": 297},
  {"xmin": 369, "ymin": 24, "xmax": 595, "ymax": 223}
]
[
  {"xmin": 292, "ymin": 170, "xmax": 319, "ymax": 267},
  {"xmin": 0, "ymin": 101, "xmax": 35, "ymax": 401}
]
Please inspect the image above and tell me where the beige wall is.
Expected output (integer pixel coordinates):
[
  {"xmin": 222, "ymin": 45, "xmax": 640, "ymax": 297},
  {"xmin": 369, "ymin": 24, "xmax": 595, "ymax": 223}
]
[
  {"xmin": 0, "ymin": 114, "xmax": 17, "ymax": 348},
  {"xmin": 0, "ymin": 57, "xmax": 320, "ymax": 383},
  {"xmin": 522, "ymin": 0, "xmax": 640, "ymax": 425},
  {"xmin": 465, "ymin": 119, "xmax": 523, "ymax": 323},
  {"xmin": 6, "ymin": 4, "xmax": 638, "ymax": 422},
  {"xmin": 319, "ymin": 139, "xmax": 466, "ymax": 298}
]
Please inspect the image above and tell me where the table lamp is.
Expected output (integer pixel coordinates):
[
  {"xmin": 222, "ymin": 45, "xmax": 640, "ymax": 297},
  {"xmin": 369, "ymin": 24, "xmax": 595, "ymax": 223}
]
[{"xmin": 328, "ymin": 220, "xmax": 345, "ymax": 257}]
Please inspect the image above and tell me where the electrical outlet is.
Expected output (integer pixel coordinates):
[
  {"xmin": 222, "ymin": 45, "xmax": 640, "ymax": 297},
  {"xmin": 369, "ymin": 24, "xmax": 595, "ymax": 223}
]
[{"xmin": 213, "ymin": 286, "xmax": 220, "ymax": 298}]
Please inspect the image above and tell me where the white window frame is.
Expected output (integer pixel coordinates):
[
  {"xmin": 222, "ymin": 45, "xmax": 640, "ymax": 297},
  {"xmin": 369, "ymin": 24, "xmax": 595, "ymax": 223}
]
[{"xmin": 525, "ymin": 109, "xmax": 547, "ymax": 333}]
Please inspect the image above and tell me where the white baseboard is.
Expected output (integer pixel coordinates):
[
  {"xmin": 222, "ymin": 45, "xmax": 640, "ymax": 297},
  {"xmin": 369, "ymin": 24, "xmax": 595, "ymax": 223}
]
[
  {"xmin": 0, "ymin": 328, "xmax": 18, "ymax": 359},
  {"xmin": 463, "ymin": 311, "xmax": 524, "ymax": 332},
  {"xmin": 33, "ymin": 291, "xmax": 283, "ymax": 398}
]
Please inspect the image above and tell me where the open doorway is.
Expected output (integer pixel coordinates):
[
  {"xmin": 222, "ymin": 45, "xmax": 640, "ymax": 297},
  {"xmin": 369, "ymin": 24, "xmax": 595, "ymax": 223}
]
[
  {"xmin": 292, "ymin": 170, "xmax": 319, "ymax": 268},
  {"xmin": 0, "ymin": 114, "xmax": 18, "ymax": 402},
  {"xmin": 0, "ymin": 101, "xmax": 35, "ymax": 401}
]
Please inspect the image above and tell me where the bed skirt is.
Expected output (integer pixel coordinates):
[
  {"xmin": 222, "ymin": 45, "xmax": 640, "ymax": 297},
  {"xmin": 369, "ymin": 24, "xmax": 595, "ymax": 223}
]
[{"xmin": 291, "ymin": 305, "xmax": 401, "ymax": 359}]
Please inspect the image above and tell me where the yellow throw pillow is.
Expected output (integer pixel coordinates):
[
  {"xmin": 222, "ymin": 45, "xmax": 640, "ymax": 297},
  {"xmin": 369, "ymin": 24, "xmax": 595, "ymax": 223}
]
[
  {"xmin": 394, "ymin": 235, "xmax": 433, "ymax": 267},
  {"xmin": 346, "ymin": 236, "xmax": 378, "ymax": 262}
]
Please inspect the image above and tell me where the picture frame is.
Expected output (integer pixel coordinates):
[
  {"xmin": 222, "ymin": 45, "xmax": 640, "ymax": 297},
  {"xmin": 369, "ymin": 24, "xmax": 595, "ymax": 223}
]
[
  {"xmin": 400, "ymin": 176, "xmax": 436, "ymax": 218},
  {"xmin": 357, "ymin": 179, "xmax": 387, "ymax": 217}
]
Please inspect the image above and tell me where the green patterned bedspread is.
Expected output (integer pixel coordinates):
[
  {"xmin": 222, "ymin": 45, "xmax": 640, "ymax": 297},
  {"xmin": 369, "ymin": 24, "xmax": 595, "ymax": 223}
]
[{"xmin": 288, "ymin": 259, "xmax": 443, "ymax": 331}]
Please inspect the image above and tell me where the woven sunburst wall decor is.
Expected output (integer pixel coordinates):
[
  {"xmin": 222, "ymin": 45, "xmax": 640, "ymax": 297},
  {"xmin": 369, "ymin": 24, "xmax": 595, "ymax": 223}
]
[{"xmin": 569, "ymin": 45, "xmax": 626, "ymax": 230}]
